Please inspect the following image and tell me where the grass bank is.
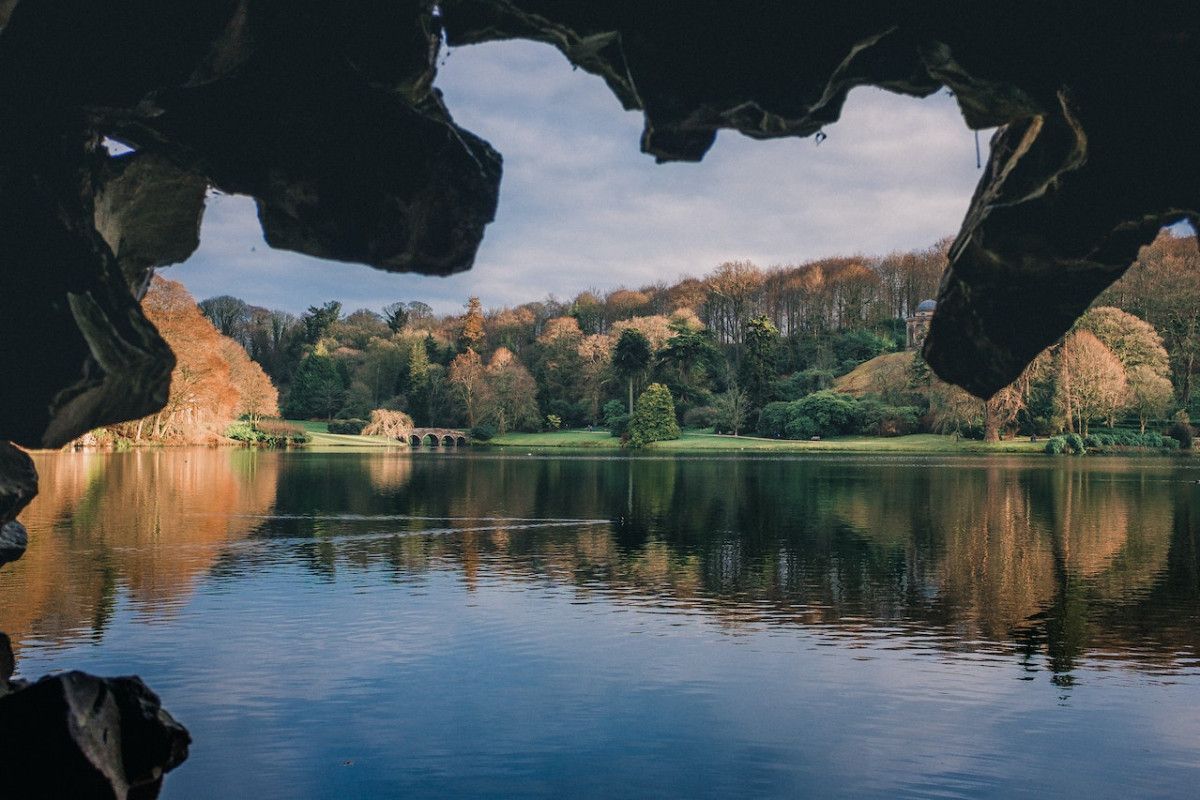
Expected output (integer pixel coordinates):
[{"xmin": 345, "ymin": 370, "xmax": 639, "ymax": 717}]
[
  {"xmin": 484, "ymin": 430, "xmax": 1048, "ymax": 454},
  {"xmin": 291, "ymin": 420, "xmax": 406, "ymax": 448}
]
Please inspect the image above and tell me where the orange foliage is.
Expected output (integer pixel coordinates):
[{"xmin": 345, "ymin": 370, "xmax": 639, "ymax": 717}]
[{"xmin": 112, "ymin": 276, "xmax": 277, "ymax": 442}]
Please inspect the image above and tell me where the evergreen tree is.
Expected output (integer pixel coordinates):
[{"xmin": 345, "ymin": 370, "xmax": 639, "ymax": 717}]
[
  {"xmin": 627, "ymin": 383, "xmax": 680, "ymax": 448},
  {"xmin": 613, "ymin": 327, "xmax": 652, "ymax": 413},
  {"xmin": 284, "ymin": 351, "xmax": 344, "ymax": 420},
  {"xmin": 303, "ymin": 301, "xmax": 342, "ymax": 344},
  {"xmin": 739, "ymin": 314, "xmax": 779, "ymax": 410}
]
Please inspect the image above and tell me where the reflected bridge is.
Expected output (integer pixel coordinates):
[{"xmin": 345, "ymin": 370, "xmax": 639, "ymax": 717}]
[{"xmin": 402, "ymin": 428, "xmax": 469, "ymax": 447}]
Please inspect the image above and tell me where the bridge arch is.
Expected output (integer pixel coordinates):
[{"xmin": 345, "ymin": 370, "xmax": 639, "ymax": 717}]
[{"xmin": 401, "ymin": 428, "xmax": 469, "ymax": 447}]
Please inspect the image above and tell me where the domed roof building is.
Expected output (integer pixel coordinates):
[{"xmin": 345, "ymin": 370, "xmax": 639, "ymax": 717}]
[{"xmin": 907, "ymin": 299, "xmax": 936, "ymax": 350}]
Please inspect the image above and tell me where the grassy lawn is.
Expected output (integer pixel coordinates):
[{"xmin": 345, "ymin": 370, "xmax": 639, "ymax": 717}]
[
  {"xmin": 289, "ymin": 420, "xmax": 406, "ymax": 448},
  {"xmin": 286, "ymin": 422, "xmax": 1048, "ymax": 454},
  {"xmin": 486, "ymin": 429, "xmax": 1048, "ymax": 454}
]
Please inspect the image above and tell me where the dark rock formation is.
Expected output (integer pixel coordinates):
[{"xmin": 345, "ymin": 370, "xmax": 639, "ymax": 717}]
[
  {"xmin": 0, "ymin": 2, "xmax": 1195, "ymax": 438},
  {"xmin": 0, "ymin": 667, "xmax": 190, "ymax": 800},
  {"xmin": 0, "ymin": 1, "xmax": 500, "ymax": 450},
  {"xmin": 0, "ymin": 442, "xmax": 35, "ymax": 565},
  {"xmin": 437, "ymin": 2, "xmax": 1200, "ymax": 397}
]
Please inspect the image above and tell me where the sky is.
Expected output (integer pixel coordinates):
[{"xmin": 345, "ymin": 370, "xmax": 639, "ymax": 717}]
[{"xmin": 164, "ymin": 39, "xmax": 990, "ymax": 317}]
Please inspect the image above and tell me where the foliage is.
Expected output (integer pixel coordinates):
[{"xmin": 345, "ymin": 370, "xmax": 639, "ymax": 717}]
[
  {"xmin": 110, "ymin": 277, "xmax": 271, "ymax": 444},
  {"xmin": 776, "ymin": 369, "xmax": 835, "ymax": 400},
  {"xmin": 458, "ymin": 296, "xmax": 486, "ymax": 352},
  {"xmin": 739, "ymin": 314, "xmax": 780, "ymax": 411},
  {"xmin": 1057, "ymin": 330, "xmax": 1126, "ymax": 436},
  {"xmin": 328, "ymin": 419, "xmax": 366, "ymax": 435},
  {"xmin": 613, "ymin": 327, "xmax": 652, "ymax": 413},
  {"xmin": 482, "ymin": 348, "xmax": 541, "ymax": 433},
  {"xmin": 712, "ymin": 385, "xmax": 750, "ymax": 435},
  {"xmin": 627, "ymin": 383, "xmax": 681, "ymax": 448},
  {"xmin": 225, "ymin": 419, "xmax": 309, "ymax": 445},
  {"xmin": 682, "ymin": 405, "xmax": 717, "ymax": 429},
  {"xmin": 361, "ymin": 409, "xmax": 415, "ymax": 438},
  {"xmin": 858, "ymin": 398, "xmax": 922, "ymax": 437},
  {"xmin": 470, "ymin": 423, "xmax": 499, "ymax": 441},
  {"xmin": 794, "ymin": 390, "xmax": 861, "ymax": 437},
  {"xmin": 303, "ymin": 301, "xmax": 342, "ymax": 344},
  {"xmin": 608, "ymin": 413, "xmax": 631, "ymax": 437},
  {"xmin": 603, "ymin": 400, "xmax": 627, "ymax": 428},
  {"xmin": 545, "ymin": 414, "xmax": 563, "ymax": 430},
  {"xmin": 1170, "ymin": 410, "xmax": 1193, "ymax": 450},
  {"xmin": 284, "ymin": 352, "xmax": 345, "ymax": 420}
]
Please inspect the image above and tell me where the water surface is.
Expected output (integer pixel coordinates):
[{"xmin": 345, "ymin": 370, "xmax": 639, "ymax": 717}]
[{"xmin": 2, "ymin": 448, "xmax": 1200, "ymax": 798}]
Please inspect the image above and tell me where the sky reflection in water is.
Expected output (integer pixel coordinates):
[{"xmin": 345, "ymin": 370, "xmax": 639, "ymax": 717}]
[{"xmin": 3, "ymin": 448, "xmax": 1200, "ymax": 798}]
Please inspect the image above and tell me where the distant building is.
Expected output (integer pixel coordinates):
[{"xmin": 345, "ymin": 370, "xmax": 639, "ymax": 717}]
[{"xmin": 906, "ymin": 299, "xmax": 936, "ymax": 350}]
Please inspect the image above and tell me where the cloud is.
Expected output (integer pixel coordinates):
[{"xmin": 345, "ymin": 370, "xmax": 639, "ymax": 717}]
[{"xmin": 168, "ymin": 40, "xmax": 987, "ymax": 316}]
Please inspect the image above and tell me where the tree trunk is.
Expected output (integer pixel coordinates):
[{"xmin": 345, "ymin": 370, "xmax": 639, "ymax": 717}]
[{"xmin": 983, "ymin": 402, "xmax": 1000, "ymax": 442}]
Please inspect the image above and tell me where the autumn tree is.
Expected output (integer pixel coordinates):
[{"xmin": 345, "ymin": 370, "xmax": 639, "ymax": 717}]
[
  {"xmin": 340, "ymin": 309, "xmax": 389, "ymax": 350},
  {"xmin": 362, "ymin": 408, "xmax": 415, "ymax": 438},
  {"xmin": 1057, "ymin": 330, "xmax": 1127, "ymax": 435},
  {"xmin": 1076, "ymin": 306, "xmax": 1169, "ymax": 378},
  {"xmin": 458, "ymin": 296, "xmax": 486, "ymax": 352},
  {"xmin": 117, "ymin": 277, "xmax": 252, "ymax": 443},
  {"xmin": 220, "ymin": 339, "xmax": 278, "ymax": 423},
  {"xmin": 1126, "ymin": 365, "xmax": 1175, "ymax": 433},
  {"xmin": 703, "ymin": 260, "xmax": 764, "ymax": 345},
  {"xmin": 1102, "ymin": 231, "xmax": 1200, "ymax": 405},
  {"xmin": 482, "ymin": 348, "xmax": 540, "ymax": 433},
  {"xmin": 577, "ymin": 333, "xmax": 612, "ymax": 422},
  {"xmin": 448, "ymin": 348, "xmax": 489, "ymax": 427},
  {"xmin": 569, "ymin": 290, "xmax": 606, "ymax": 335}
]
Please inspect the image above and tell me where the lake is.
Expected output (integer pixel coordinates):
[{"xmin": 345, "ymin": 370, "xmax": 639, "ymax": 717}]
[{"xmin": 3, "ymin": 447, "xmax": 1200, "ymax": 798}]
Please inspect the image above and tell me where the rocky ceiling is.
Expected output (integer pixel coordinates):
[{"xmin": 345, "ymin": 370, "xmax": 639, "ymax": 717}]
[{"xmin": 1, "ymin": 1, "xmax": 1198, "ymax": 455}]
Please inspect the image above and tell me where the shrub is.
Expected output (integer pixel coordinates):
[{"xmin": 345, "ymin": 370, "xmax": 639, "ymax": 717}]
[
  {"xmin": 1170, "ymin": 419, "xmax": 1194, "ymax": 450},
  {"xmin": 328, "ymin": 419, "xmax": 366, "ymax": 435},
  {"xmin": 627, "ymin": 383, "xmax": 681, "ymax": 448},
  {"xmin": 756, "ymin": 402, "xmax": 792, "ymax": 438},
  {"xmin": 1064, "ymin": 433, "xmax": 1085, "ymax": 454},
  {"xmin": 255, "ymin": 419, "xmax": 310, "ymax": 445},
  {"xmin": 858, "ymin": 398, "xmax": 922, "ymax": 437},
  {"xmin": 794, "ymin": 390, "xmax": 861, "ymax": 437},
  {"xmin": 608, "ymin": 413, "xmax": 631, "ymax": 437},
  {"xmin": 784, "ymin": 414, "xmax": 820, "ymax": 440},
  {"xmin": 1045, "ymin": 436, "xmax": 1066, "ymax": 455},
  {"xmin": 470, "ymin": 423, "xmax": 498, "ymax": 441},
  {"xmin": 224, "ymin": 421, "xmax": 257, "ymax": 442},
  {"xmin": 602, "ymin": 399, "xmax": 627, "ymax": 429}
]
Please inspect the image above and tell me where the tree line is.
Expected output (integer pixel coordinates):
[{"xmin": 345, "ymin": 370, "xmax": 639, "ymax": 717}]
[{"xmin": 112, "ymin": 229, "xmax": 1200, "ymax": 446}]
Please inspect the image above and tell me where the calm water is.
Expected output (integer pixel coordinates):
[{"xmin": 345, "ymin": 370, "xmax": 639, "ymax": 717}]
[{"xmin": 3, "ymin": 448, "xmax": 1200, "ymax": 798}]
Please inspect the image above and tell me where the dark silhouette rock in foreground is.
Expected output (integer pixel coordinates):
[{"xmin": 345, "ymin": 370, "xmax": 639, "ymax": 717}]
[
  {"xmin": 2, "ymin": 3, "xmax": 1199, "ymax": 443},
  {"xmin": 0, "ymin": 443, "xmax": 35, "ymax": 565},
  {"xmin": 0, "ymin": 664, "xmax": 190, "ymax": 800}
]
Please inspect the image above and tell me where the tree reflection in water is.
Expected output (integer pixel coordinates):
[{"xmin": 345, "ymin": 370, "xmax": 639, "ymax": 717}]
[{"xmin": 3, "ymin": 450, "xmax": 1198, "ymax": 686}]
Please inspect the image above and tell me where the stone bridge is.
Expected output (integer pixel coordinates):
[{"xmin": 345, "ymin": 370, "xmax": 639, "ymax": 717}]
[{"xmin": 402, "ymin": 428, "xmax": 469, "ymax": 447}]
